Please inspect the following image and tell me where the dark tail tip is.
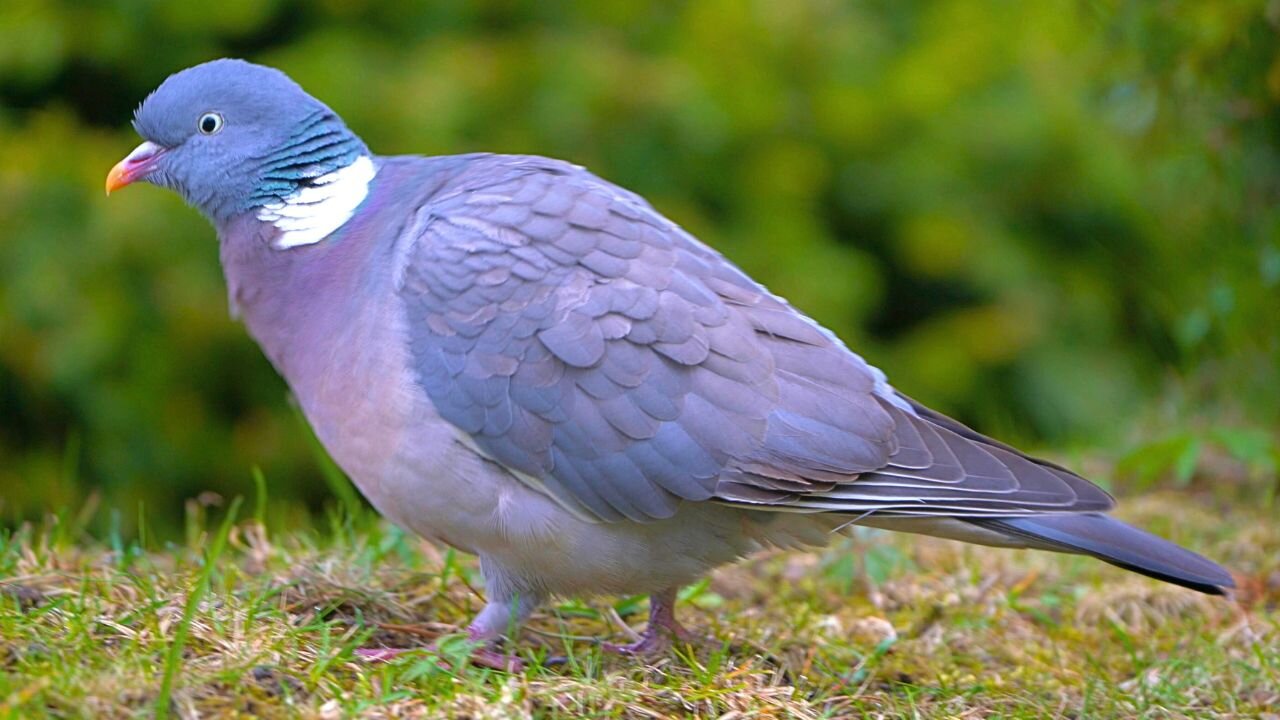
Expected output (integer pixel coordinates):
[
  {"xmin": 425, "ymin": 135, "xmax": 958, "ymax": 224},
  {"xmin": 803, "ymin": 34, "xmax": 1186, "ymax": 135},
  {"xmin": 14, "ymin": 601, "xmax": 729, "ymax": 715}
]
[{"xmin": 971, "ymin": 513, "xmax": 1234, "ymax": 596}]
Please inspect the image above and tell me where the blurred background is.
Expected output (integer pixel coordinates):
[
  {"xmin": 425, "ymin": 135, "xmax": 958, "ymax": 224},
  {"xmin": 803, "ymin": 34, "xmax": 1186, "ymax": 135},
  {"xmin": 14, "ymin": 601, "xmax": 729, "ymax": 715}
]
[{"xmin": 1, "ymin": 1, "xmax": 1277, "ymax": 535}]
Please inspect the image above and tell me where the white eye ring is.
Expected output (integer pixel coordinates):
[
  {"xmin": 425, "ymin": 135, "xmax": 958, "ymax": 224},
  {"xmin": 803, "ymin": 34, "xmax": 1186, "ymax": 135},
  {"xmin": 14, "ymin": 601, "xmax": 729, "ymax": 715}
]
[{"xmin": 198, "ymin": 112, "xmax": 224, "ymax": 135}]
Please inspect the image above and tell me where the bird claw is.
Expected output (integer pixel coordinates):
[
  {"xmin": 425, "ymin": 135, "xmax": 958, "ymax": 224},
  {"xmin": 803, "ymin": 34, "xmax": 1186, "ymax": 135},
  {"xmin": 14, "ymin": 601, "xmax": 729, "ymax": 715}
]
[
  {"xmin": 600, "ymin": 634, "xmax": 671, "ymax": 656},
  {"xmin": 353, "ymin": 645, "xmax": 524, "ymax": 672},
  {"xmin": 354, "ymin": 647, "xmax": 412, "ymax": 663},
  {"xmin": 469, "ymin": 647, "xmax": 525, "ymax": 672},
  {"xmin": 601, "ymin": 620, "xmax": 703, "ymax": 657},
  {"xmin": 600, "ymin": 588, "xmax": 707, "ymax": 657}
]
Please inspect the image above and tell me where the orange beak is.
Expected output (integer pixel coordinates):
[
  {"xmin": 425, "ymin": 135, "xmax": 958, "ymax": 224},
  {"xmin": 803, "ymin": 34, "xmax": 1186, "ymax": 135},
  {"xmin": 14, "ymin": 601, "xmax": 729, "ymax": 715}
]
[{"xmin": 105, "ymin": 141, "xmax": 166, "ymax": 195}]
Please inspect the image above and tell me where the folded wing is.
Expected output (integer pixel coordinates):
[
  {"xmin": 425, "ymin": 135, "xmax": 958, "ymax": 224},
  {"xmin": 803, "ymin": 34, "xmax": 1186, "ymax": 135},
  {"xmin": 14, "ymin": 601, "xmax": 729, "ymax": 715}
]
[{"xmin": 398, "ymin": 155, "xmax": 1113, "ymax": 523}]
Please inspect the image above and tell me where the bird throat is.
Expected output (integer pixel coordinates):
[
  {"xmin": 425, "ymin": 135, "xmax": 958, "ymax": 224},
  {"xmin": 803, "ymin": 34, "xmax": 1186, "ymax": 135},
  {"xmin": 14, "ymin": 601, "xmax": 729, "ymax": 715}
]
[{"xmin": 256, "ymin": 155, "xmax": 377, "ymax": 249}]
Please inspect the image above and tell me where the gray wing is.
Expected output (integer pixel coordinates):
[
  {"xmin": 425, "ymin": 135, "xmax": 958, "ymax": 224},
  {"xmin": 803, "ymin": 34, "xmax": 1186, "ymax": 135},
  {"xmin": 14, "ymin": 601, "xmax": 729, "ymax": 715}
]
[{"xmin": 397, "ymin": 155, "xmax": 1113, "ymax": 522}]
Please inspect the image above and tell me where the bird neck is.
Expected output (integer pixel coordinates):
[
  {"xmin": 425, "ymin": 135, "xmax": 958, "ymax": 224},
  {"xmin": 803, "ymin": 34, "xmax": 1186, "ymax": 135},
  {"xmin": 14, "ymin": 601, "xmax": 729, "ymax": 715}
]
[{"xmin": 246, "ymin": 110, "xmax": 376, "ymax": 249}]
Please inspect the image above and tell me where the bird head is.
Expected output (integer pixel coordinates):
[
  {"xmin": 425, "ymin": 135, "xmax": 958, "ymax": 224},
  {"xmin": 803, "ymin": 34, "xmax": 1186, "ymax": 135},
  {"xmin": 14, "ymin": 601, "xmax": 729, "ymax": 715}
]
[{"xmin": 106, "ymin": 59, "xmax": 368, "ymax": 225}]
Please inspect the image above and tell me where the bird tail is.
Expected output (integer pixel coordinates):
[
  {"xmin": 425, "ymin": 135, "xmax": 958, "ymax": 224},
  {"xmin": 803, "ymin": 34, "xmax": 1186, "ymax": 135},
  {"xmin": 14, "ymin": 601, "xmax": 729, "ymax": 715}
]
[{"xmin": 967, "ymin": 513, "xmax": 1234, "ymax": 595}]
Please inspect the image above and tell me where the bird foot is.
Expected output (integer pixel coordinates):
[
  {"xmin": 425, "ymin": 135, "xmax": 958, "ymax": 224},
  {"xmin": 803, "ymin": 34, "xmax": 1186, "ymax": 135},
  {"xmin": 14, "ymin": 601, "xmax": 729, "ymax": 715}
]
[
  {"xmin": 353, "ymin": 644, "xmax": 524, "ymax": 672},
  {"xmin": 467, "ymin": 647, "xmax": 526, "ymax": 672},
  {"xmin": 354, "ymin": 647, "xmax": 411, "ymax": 663},
  {"xmin": 600, "ymin": 634, "xmax": 670, "ymax": 656},
  {"xmin": 601, "ymin": 588, "xmax": 707, "ymax": 657},
  {"xmin": 601, "ymin": 618, "xmax": 702, "ymax": 656}
]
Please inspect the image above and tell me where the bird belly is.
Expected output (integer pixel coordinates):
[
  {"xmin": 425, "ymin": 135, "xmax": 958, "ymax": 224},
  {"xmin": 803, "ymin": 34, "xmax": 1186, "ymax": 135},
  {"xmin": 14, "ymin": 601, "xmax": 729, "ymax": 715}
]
[
  {"xmin": 360, "ymin": 423, "xmax": 763, "ymax": 594},
  {"xmin": 474, "ymin": 500, "xmax": 838, "ymax": 597}
]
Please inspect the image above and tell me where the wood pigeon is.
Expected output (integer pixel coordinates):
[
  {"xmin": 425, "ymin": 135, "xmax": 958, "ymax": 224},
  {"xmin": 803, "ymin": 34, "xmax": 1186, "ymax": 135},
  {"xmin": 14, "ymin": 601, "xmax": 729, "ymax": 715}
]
[{"xmin": 106, "ymin": 59, "xmax": 1233, "ymax": 670}]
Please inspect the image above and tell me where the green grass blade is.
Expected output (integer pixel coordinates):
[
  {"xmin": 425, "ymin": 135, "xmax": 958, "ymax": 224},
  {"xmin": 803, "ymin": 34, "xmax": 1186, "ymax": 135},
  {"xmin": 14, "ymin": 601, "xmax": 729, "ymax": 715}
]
[{"xmin": 155, "ymin": 496, "xmax": 243, "ymax": 719}]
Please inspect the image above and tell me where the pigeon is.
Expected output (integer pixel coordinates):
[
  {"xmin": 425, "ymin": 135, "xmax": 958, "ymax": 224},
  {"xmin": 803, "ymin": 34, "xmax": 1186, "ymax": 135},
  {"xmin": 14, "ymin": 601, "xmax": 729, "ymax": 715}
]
[{"xmin": 107, "ymin": 59, "xmax": 1233, "ymax": 669}]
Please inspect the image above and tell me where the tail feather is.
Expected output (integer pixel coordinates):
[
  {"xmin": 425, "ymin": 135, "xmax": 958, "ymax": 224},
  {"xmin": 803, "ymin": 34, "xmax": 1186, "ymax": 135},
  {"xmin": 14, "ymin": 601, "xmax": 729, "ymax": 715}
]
[{"xmin": 969, "ymin": 514, "xmax": 1234, "ymax": 596}]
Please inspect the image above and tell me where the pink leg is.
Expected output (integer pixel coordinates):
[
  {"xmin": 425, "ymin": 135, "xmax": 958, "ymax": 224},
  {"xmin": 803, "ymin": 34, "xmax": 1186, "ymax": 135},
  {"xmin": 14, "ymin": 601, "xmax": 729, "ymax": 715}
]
[{"xmin": 602, "ymin": 588, "xmax": 700, "ymax": 656}]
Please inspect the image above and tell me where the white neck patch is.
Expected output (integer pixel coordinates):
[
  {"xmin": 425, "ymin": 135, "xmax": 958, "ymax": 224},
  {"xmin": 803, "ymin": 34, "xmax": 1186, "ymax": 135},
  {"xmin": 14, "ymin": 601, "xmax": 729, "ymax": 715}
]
[{"xmin": 256, "ymin": 155, "xmax": 377, "ymax": 249}]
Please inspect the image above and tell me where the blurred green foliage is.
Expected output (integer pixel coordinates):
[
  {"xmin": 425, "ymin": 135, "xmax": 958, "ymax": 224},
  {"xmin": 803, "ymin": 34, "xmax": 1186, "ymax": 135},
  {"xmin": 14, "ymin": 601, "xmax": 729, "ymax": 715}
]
[{"xmin": 1, "ymin": 1, "xmax": 1277, "ymax": 528}]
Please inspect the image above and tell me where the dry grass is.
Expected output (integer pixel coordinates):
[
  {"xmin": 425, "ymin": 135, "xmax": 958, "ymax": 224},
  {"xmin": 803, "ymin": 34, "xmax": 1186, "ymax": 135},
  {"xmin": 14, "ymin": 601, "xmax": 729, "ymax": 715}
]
[{"xmin": 0, "ymin": 491, "xmax": 1277, "ymax": 719}]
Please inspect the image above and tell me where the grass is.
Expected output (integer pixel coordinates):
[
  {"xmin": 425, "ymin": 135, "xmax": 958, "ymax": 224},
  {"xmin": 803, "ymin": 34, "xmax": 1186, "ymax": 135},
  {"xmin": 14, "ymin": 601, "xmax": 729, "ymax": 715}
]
[{"xmin": 0, "ymin": 483, "xmax": 1276, "ymax": 718}]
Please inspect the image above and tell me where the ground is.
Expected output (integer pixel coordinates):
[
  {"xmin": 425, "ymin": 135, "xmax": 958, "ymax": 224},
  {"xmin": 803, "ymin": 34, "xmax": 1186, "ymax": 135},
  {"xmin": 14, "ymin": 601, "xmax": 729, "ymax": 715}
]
[{"xmin": 0, "ymin": 488, "xmax": 1276, "ymax": 719}]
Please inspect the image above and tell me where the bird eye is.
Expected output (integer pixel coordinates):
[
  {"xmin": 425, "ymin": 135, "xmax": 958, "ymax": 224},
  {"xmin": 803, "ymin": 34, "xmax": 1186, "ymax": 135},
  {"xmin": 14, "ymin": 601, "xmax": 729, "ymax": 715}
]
[{"xmin": 198, "ymin": 112, "xmax": 224, "ymax": 135}]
